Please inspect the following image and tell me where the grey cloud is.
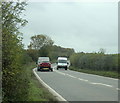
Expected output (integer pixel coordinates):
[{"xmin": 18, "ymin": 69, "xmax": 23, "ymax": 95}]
[{"xmin": 21, "ymin": 2, "xmax": 118, "ymax": 54}]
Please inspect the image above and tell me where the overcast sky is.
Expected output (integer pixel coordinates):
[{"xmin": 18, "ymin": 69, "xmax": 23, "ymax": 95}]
[{"xmin": 20, "ymin": 1, "xmax": 118, "ymax": 54}]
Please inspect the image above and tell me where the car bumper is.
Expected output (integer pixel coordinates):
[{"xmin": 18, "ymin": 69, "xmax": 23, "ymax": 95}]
[
  {"xmin": 57, "ymin": 66, "xmax": 67, "ymax": 68},
  {"xmin": 37, "ymin": 67, "xmax": 51, "ymax": 71}
]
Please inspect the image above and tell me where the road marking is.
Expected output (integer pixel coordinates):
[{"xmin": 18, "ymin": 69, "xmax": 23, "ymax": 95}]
[
  {"xmin": 90, "ymin": 82, "xmax": 113, "ymax": 87},
  {"xmin": 55, "ymin": 70, "xmax": 89, "ymax": 81},
  {"xmin": 54, "ymin": 68, "xmax": 117, "ymax": 90},
  {"xmin": 116, "ymin": 88, "xmax": 120, "ymax": 90},
  {"xmin": 70, "ymin": 69, "xmax": 118, "ymax": 81},
  {"xmin": 66, "ymin": 74, "xmax": 77, "ymax": 79},
  {"xmin": 55, "ymin": 70, "xmax": 77, "ymax": 79},
  {"xmin": 78, "ymin": 78, "xmax": 89, "ymax": 82},
  {"xmin": 53, "ymin": 63, "xmax": 118, "ymax": 81},
  {"xmin": 33, "ymin": 68, "xmax": 68, "ymax": 102}
]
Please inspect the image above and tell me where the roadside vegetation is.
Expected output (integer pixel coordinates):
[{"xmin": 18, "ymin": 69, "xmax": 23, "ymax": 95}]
[
  {"xmin": 2, "ymin": 1, "xmax": 58, "ymax": 102},
  {"xmin": 25, "ymin": 62, "xmax": 58, "ymax": 102},
  {"xmin": 69, "ymin": 52, "xmax": 119, "ymax": 79},
  {"xmin": 2, "ymin": 1, "xmax": 30, "ymax": 101},
  {"xmin": 69, "ymin": 67, "xmax": 118, "ymax": 78}
]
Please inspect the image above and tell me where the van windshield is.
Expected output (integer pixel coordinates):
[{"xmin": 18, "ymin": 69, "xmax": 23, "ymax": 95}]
[{"xmin": 58, "ymin": 60, "xmax": 67, "ymax": 63}]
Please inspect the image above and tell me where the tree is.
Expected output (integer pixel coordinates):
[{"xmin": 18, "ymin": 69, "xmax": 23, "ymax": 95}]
[
  {"xmin": 27, "ymin": 49, "xmax": 38, "ymax": 62},
  {"xmin": 28, "ymin": 34, "xmax": 54, "ymax": 50},
  {"xmin": 2, "ymin": 1, "xmax": 29, "ymax": 101}
]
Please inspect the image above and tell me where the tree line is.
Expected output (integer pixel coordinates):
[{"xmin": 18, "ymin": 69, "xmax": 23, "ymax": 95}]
[
  {"xmin": 27, "ymin": 34, "xmax": 119, "ymax": 73},
  {"xmin": 70, "ymin": 52, "xmax": 119, "ymax": 72}
]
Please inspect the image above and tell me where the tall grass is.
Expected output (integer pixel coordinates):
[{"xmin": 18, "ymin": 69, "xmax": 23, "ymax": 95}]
[{"xmin": 69, "ymin": 66, "xmax": 119, "ymax": 79}]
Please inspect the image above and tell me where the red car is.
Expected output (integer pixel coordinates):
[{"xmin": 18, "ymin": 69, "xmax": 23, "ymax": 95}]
[{"xmin": 37, "ymin": 57, "xmax": 53, "ymax": 71}]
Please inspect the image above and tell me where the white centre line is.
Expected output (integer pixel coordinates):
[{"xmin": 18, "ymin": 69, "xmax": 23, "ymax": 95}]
[
  {"xmin": 55, "ymin": 69, "xmax": 117, "ymax": 89},
  {"xmin": 78, "ymin": 78, "xmax": 89, "ymax": 82},
  {"xmin": 90, "ymin": 82, "xmax": 113, "ymax": 87},
  {"xmin": 66, "ymin": 74, "xmax": 77, "ymax": 79},
  {"xmin": 116, "ymin": 88, "xmax": 120, "ymax": 90},
  {"xmin": 55, "ymin": 70, "xmax": 77, "ymax": 79}
]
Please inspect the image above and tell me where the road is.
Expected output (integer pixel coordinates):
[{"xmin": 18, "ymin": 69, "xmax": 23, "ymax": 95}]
[{"xmin": 35, "ymin": 64, "xmax": 119, "ymax": 101}]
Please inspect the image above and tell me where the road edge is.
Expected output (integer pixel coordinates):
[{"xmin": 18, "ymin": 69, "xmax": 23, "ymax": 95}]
[{"xmin": 33, "ymin": 68, "xmax": 68, "ymax": 102}]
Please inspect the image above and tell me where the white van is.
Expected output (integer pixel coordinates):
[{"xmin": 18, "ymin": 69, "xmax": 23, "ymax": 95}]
[{"xmin": 57, "ymin": 57, "xmax": 68, "ymax": 70}]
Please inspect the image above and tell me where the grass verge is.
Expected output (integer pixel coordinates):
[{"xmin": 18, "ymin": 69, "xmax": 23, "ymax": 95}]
[
  {"xmin": 69, "ymin": 66, "xmax": 119, "ymax": 79},
  {"xmin": 24, "ymin": 62, "xmax": 58, "ymax": 102}
]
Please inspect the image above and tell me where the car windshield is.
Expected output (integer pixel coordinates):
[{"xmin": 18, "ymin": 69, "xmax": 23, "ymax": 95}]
[
  {"xmin": 42, "ymin": 61, "xmax": 49, "ymax": 63},
  {"xmin": 58, "ymin": 60, "xmax": 67, "ymax": 63}
]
